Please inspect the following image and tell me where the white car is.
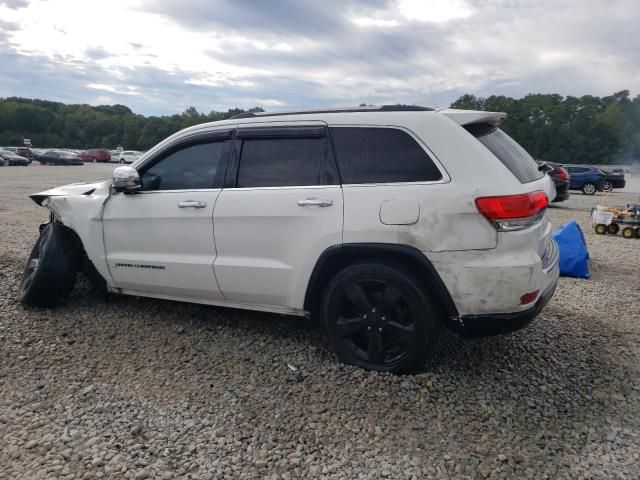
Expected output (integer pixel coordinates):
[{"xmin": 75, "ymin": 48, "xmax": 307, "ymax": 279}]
[
  {"xmin": 117, "ymin": 150, "xmax": 143, "ymax": 164},
  {"xmin": 20, "ymin": 105, "xmax": 559, "ymax": 372}
]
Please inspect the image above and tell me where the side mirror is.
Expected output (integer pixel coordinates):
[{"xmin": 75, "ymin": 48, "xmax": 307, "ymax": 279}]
[{"xmin": 112, "ymin": 166, "xmax": 141, "ymax": 193}]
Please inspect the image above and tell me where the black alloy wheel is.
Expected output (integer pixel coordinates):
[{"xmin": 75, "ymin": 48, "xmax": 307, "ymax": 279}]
[{"xmin": 321, "ymin": 263, "xmax": 441, "ymax": 373}]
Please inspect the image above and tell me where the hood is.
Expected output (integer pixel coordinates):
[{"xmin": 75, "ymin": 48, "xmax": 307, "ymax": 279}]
[{"xmin": 30, "ymin": 179, "xmax": 111, "ymax": 206}]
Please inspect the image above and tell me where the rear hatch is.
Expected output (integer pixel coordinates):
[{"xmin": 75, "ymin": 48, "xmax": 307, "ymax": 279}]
[{"xmin": 442, "ymin": 109, "xmax": 555, "ymax": 260}]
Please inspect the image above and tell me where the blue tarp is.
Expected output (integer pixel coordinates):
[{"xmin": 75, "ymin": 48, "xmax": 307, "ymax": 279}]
[{"xmin": 552, "ymin": 220, "xmax": 590, "ymax": 278}]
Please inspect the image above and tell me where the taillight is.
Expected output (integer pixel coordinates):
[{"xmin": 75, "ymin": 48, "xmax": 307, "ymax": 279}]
[
  {"xmin": 475, "ymin": 191, "xmax": 548, "ymax": 231},
  {"xmin": 552, "ymin": 168, "xmax": 569, "ymax": 180}
]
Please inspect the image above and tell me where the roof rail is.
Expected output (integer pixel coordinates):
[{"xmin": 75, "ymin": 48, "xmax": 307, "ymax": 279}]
[{"xmin": 230, "ymin": 104, "xmax": 433, "ymax": 120}]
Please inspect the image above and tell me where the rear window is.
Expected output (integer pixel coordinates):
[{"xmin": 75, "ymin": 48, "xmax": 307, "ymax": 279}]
[{"xmin": 465, "ymin": 123, "xmax": 543, "ymax": 183}]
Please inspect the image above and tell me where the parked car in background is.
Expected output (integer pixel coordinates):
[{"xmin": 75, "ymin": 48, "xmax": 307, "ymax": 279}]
[
  {"xmin": 109, "ymin": 150, "xmax": 122, "ymax": 162},
  {"xmin": 35, "ymin": 150, "xmax": 84, "ymax": 166},
  {"xmin": 117, "ymin": 150, "xmax": 143, "ymax": 164},
  {"xmin": 78, "ymin": 148, "xmax": 111, "ymax": 163},
  {"xmin": 0, "ymin": 150, "xmax": 30, "ymax": 166},
  {"xmin": 565, "ymin": 165, "xmax": 605, "ymax": 195},
  {"xmin": 538, "ymin": 161, "xmax": 570, "ymax": 202},
  {"xmin": 599, "ymin": 169, "xmax": 626, "ymax": 191},
  {"xmin": 3, "ymin": 146, "xmax": 33, "ymax": 163}
]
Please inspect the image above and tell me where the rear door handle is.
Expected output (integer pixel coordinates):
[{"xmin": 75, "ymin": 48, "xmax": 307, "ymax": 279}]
[
  {"xmin": 178, "ymin": 200, "xmax": 207, "ymax": 209},
  {"xmin": 297, "ymin": 197, "xmax": 333, "ymax": 207}
]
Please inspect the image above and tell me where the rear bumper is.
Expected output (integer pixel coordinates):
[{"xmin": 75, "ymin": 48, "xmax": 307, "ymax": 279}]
[
  {"xmin": 453, "ymin": 276, "xmax": 557, "ymax": 338},
  {"xmin": 444, "ymin": 237, "xmax": 560, "ymax": 339}
]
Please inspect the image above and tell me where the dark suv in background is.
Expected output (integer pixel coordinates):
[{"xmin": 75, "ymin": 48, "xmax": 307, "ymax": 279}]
[
  {"xmin": 600, "ymin": 169, "xmax": 626, "ymax": 191},
  {"xmin": 538, "ymin": 161, "xmax": 570, "ymax": 202}
]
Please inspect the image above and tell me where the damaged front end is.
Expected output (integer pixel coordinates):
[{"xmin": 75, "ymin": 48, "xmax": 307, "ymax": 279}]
[{"xmin": 29, "ymin": 179, "xmax": 114, "ymax": 290}]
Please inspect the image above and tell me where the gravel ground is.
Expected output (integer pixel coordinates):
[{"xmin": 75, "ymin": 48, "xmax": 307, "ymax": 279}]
[{"xmin": 1, "ymin": 163, "xmax": 639, "ymax": 479}]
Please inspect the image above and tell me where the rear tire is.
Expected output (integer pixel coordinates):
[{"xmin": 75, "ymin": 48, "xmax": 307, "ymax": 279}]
[
  {"xmin": 595, "ymin": 224, "xmax": 607, "ymax": 235},
  {"xmin": 582, "ymin": 182, "xmax": 597, "ymax": 195},
  {"xmin": 320, "ymin": 262, "xmax": 441, "ymax": 373},
  {"xmin": 92, "ymin": 157, "xmax": 97, "ymax": 163},
  {"xmin": 18, "ymin": 223, "xmax": 81, "ymax": 307},
  {"xmin": 607, "ymin": 223, "xmax": 619, "ymax": 235}
]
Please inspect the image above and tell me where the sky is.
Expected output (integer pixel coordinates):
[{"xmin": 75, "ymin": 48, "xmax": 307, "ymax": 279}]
[{"xmin": 0, "ymin": 0, "xmax": 638, "ymax": 116}]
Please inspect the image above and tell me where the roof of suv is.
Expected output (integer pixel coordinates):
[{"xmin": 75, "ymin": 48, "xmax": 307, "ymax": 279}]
[
  {"xmin": 230, "ymin": 105, "xmax": 434, "ymax": 119},
  {"xmin": 229, "ymin": 105, "xmax": 507, "ymax": 128}
]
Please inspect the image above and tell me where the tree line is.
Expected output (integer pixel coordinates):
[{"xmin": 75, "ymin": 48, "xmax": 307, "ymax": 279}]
[
  {"xmin": 0, "ymin": 91, "xmax": 638, "ymax": 164},
  {"xmin": 450, "ymin": 90, "xmax": 639, "ymax": 164},
  {"xmin": 0, "ymin": 98, "xmax": 263, "ymax": 151}
]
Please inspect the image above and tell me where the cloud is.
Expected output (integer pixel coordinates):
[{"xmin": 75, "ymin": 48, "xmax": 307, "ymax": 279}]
[
  {"xmin": 0, "ymin": 0, "xmax": 29, "ymax": 9},
  {"xmin": 0, "ymin": 0, "xmax": 637, "ymax": 116}
]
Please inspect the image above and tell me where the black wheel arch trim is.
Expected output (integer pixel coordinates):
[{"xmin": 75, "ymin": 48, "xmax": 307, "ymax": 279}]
[{"xmin": 304, "ymin": 243, "xmax": 459, "ymax": 321}]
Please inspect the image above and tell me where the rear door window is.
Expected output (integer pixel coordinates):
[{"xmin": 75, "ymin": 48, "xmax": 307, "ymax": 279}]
[
  {"xmin": 329, "ymin": 127, "xmax": 442, "ymax": 184},
  {"xmin": 465, "ymin": 123, "xmax": 543, "ymax": 184},
  {"xmin": 236, "ymin": 136, "xmax": 336, "ymax": 188}
]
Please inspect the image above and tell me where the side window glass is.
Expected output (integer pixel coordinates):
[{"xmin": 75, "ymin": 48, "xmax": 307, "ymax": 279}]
[
  {"xmin": 329, "ymin": 127, "xmax": 442, "ymax": 184},
  {"xmin": 237, "ymin": 137, "xmax": 335, "ymax": 188},
  {"xmin": 141, "ymin": 141, "xmax": 227, "ymax": 191}
]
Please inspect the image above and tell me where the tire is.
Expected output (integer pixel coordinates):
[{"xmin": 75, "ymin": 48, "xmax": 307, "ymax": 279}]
[
  {"xmin": 582, "ymin": 182, "xmax": 597, "ymax": 195},
  {"xmin": 603, "ymin": 181, "xmax": 613, "ymax": 192},
  {"xmin": 92, "ymin": 157, "xmax": 97, "ymax": 163},
  {"xmin": 607, "ymin": 223, "xmax": 619, "ymax": 235},
  {"xmin": 594, "ymin": 224, "xmax": 607, "ymax": 235},
  {"xmin": 120, "ymin": 159, "xmax": 125, "ymax": 164},
  {"xmin": 18, "ymin": 223, "xmax": 81, "ymax": 307},
  {"xmin": 622, "ymin": 227, "xmax": 635, "ymax": 239},
  {"xmin": 1, "ymin": 159, "xmax": 8, "ymax": 167},
  {"xmin": 320, "ymin": 262, "xmax": 442, "ymax": 373},
  {"xmin": 635, "ymin": 227, "xmax": 640, "ymax": 239}
]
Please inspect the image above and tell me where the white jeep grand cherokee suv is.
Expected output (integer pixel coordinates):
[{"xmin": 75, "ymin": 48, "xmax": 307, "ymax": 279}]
[{"xmin": 20, "ymin": 105, "xmax": 559, "ymax": 373}]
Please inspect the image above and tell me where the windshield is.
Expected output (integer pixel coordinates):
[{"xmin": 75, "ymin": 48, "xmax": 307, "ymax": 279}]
[{"xmin": 465, "ymin": 123, "xmax": 544, "ymax": 183}]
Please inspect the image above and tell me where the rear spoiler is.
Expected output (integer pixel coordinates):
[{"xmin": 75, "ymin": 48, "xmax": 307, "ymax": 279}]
[{"xmin": 439, "ymin": 108, "xmax": 507, "ymax": 127}]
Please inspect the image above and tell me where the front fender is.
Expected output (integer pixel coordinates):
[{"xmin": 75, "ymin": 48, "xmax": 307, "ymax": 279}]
[{"xmin": 30, "ymin": 180, "xmax": 115, "ymax": 288}]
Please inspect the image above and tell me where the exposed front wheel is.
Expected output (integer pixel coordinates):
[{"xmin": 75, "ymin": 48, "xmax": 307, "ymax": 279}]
[
  {"xmin": 19, "ymin": 223, "xmax": 81, "ymax": 307},
  {"xmin": 595, "ymin": 224, "xmax": 607, "ymax": 235},
  {"xmin": 321, "ymin": 263, "xmax": 441, "ymax": 373},
  {"xmin": 582, "ymin": 183, "xmax": 597, "ymax": 195}
]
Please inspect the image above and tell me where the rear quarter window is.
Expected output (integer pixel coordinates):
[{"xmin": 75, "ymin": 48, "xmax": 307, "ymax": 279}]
[
  {"xmin": 329, "ymin": 127, "xmax": 442, "ymax": 184},
  {"xmin": 465, "ymin": 123, "xmax": 543, "ymax": 184}
]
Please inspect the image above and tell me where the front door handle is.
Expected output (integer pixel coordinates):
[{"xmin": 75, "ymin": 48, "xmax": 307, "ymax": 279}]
[
  {"xmin": 178, "ymin": 200, "xmax": 207, "ymax": 209},
  {"xmin": 297, "ymin": 197, "xmax": 333, "ymax": 207}
]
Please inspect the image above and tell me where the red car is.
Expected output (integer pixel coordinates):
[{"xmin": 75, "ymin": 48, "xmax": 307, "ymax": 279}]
[{"xmin": 78, "ymin": 148, "xmax": 111, "ymax": 163}]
